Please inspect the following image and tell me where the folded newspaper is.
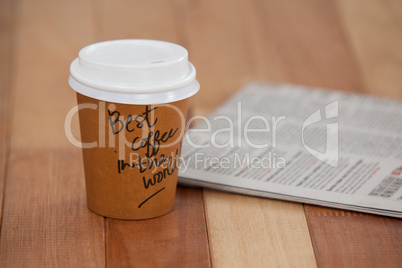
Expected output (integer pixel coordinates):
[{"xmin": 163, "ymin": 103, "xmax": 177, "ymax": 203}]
[{"xmin": 178, "ymin": 82, "xmax": 402, "ymax": 218}]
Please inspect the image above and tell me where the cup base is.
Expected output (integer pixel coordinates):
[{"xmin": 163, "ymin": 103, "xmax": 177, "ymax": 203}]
[{"xmin": 86, "ymin": 203, "xmax": 175, "ymax": 220}]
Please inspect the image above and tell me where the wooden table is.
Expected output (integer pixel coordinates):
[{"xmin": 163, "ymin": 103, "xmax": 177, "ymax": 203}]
[{"xmin": 1, "ymin": 0, "xmax": 401, "ymax": 267}]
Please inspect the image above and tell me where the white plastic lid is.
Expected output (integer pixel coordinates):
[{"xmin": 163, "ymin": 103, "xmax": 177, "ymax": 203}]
[{"xmin": 69, "ymin": 39, "xmax": 199, "ymax": 104}]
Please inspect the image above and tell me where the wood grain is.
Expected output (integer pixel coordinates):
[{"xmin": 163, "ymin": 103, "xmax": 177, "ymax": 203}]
[
  {"xmin": 305, "ymin": 207, "xmax": 402, "ymax": 267},
  {"xmin": 256, "ymin": 0, "xmax": 402, "ymax": 266},
  {"xmin": 1, "ymin": 0, "xmax": 401, "ymax": 266},
  {"xmin": 179, "ymin": 0, "xmax": 272, "ymax": 112},
  {"xmin": 181, "ymin": 0, "xmax": 317, "ymax": 266},
  {"xmin": 302, "ymin": 0, "xmax": 402, "ymax": 267},
  {"xmin": 9, "ymin": 0, "xmax": 94, "ymax": 150},
  {"xmin": 337, "ymin": 0, "xmax": 402, "ymax": 99},
  {"xmin": 0, "ymin": 150, "xmax": 105, "ymax": 267},
  {"xmin": 0, "ymin": 0, "xmax": 105, "ymax": 266},
  {"xmin": 98, "ymin": 0, "xmax": 211, "ymax": 266},
  {"xmin": 204, "ymin": 190, "xmax": 316, "ymax": 267},
  {"xmin": 0, "ymin": 0, "xmax": 14, "ymax": 229},
  {"xmin": 107, "ymin": 187, "xmax": 210, "ymax": 267},
  {"xmin": 257, "ymin": 0, "xmax": 366, "ymax": 93},
  {"xmin": 97, "ymin": 0, "xmax": 182, "ymax": 44}
]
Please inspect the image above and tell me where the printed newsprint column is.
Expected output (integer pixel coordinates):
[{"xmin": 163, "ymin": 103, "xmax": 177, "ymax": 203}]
[{"xmin": 179, "ymin": 82, "xmax": 402, "ymax": 218}]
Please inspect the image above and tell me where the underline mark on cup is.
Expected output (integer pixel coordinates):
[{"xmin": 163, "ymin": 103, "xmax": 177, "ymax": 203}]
[{"xmin": 138, "ymin": 187, "xmax": 166, "ymax": 208}]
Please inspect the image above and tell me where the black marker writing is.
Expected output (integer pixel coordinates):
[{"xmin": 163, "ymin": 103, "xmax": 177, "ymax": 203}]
[
  {"xmin": 131, "ymin": 128, "xmax": 178, "ymax": 158},
  {"xmin": 108, "ymin": 106, "xmax": 158, "ymax": 135}
]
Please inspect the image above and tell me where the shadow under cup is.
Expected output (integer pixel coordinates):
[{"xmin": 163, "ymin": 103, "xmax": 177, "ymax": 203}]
[{"xmin": 76, "ymin": 93, "xmax": 189, "ymax": 220}]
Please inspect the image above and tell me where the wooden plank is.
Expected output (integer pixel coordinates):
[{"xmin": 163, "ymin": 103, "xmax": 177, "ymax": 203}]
[
  {"xmin": 181, "ymin": 0, "xmax": 317, "ymax": 266},
  {"xmin": 204, "ymin": 191, "xmax": 316, "ymax": 267},
  {"xmin": 8, "ymin": 0, "xmax": 94, "ymax": 150},
  {"xmin": 107, "ymin": 187, "xmax": 210, "ymax": 267},
  {"xmin": 0, "ymin": 0, "xmax": 14, "ymax": 229},
  {"xmin": 0, "ymin": 0, "xmax": 105, "ymax": 266},
  {"xmin": 337, "ymin": 0, "xmax": 402, "ymax": 99},
  {"xmin": 257, "ymin": 0, "xmax": 366, "ymax": 93},
  {"xmin": 302, "ymin": 0, "xmax": 402, "ymax": 267},
  {"xmin": 97, "ymin": 0, "xmax": 181, "ymax": 44},
  {"xmin": 178, "ymin": 0, "xmax": 272, "ymax": 112},
  {"xmin": 305, "ymin": 207, "xmax": 402, "ymax": 267},
  {"xmin": 99, "ymin": 0, "xmax": 211, "ymax": 266},
  {"xmin": 0, "ymin": 150, "xmax": 105, "ymax": 267}
]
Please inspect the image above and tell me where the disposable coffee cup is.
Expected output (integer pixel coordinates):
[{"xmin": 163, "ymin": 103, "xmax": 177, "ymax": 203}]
[{"xmin": 68, "ymin": 39, "xmax": 199, "ymax": 220}]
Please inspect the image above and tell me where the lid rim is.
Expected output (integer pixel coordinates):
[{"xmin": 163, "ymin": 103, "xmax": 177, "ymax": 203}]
[
  {"xmin": 69, "ymin": 39, "xmax": 199, "ymax": 104},
  {"xmin": 70, "ymin": 59, "xmax": 197, "ymax": 93},
  {"xmin": 68, "ymin": 75, "xmax": 199, "ymax": 105}
]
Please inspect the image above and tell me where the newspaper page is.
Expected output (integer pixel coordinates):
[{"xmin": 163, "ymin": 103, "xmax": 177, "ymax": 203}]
[{"xmin": 178, "ymin": 82, "xmax": 402, "ymax": 218}]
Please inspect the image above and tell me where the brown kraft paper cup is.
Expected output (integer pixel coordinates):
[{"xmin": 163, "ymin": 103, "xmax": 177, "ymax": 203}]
[{"xmin": 77, "ymin": 93, "xmax": 189, "ymax": 220}]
